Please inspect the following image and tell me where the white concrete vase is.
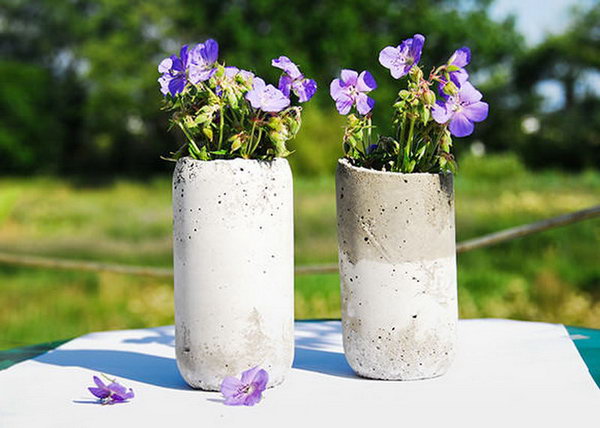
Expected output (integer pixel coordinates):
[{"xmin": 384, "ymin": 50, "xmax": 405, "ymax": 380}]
[
  {"xmin": 173, "ymin": 157, "xmax": 294, "ymax": 390},
  {"xmin": 336, "ymin": 158, "xmax": 458, "ymax": 380}
]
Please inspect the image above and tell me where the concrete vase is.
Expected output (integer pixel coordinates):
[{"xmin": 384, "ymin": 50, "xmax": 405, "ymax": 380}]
[
  {"xmin": 336, "ymin": 158, "xmax": 458, "ymax": 380},
  {"xmin": 173, "ymin": 157, "xmax": 294, "ymax": 390}
]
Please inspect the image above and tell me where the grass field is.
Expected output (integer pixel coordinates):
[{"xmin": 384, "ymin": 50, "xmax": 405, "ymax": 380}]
[{"xmin": 1, "ymin": 154, "xmax": 599, "ymax": 349}]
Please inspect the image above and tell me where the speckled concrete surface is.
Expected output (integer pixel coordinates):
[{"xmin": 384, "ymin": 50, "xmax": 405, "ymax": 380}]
[
  {"xmin": 336, "ymin": 158, "xmax": 458, "ymax": 380},
  {"xmin": 173, "ymin": 157, "xmax": 294, "ymax": 390}
]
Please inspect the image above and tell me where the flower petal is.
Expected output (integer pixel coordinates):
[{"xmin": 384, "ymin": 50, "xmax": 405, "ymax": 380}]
[
  {"xmin": 355, "ymin": 93, "xmax": 375, "ymax": 115},
  {"xmin": 271, "ymin": 56, "xmax": 302, "ymax": 79},
  {"xmin": 449, "ymin": 112, "xmax": 475, "ymax": 137},
  {"xmin": 463, "ymin": 101, "xmax": 489, "ymax": 122},
  {"xmin": 450, "ymin": 69, "xmax": 469, "ymax": 88},
  {"xmin": 245, "ymin": 88, "xmax": 262, "ymax": 109},
  {"xmin": 220, "ymin": 376, "xmax": 243, "ymax": 399},
  {"xmin": 431, "ymin": 101, "xmax": 451, "ymax": 124},
  {"xmin": 378, "ymin": 46, "xmax": 400, "ymax": 69},
  {"xmin": 449, "ymin": 47, "xmax": 471, "ymax": 68},
  {"xmin": 458, "ymin": 82, "xmax": 482, "ymax": 103},
  {"xmin": 158, "ymin": 58, "xmax": 172, "ymax": 74},
  {"xmin": 335, "ymin": 94, "xmax": 354, "ymax": 115},
  {"xmin": 243, "ymin": 389, "xmax": 263, "ymax": 406},
  {"xmin": 409, "ymin": 34, "xmax": 425, "ymax": 64},
  {"xmin": 292, "ymin": 78, "xmax": 317, "ymax": 102},
  {"xmin": 330, "ymin": 78, "xmax": 345, "ymax": 100},
  {"xmin": 238, "ymin": 69, "xmax": 254, "ymax": 81},
  {"xmin": 340, "ymin": 69, "xmax": 358, "ymax": 87},
  {"xmin": 188, "ymin": 65, "xmax": 215, "ymax": 84},
  {"xmin": 168, "ymin": 75, "xmax": 186, "ymax": 95},
  {"xmin": 93, "ymin": 376, "xmax": 106, "ymax": 389},
  {"xmin": 278, "ymin": 74, "xmax": 293, "ymax": 97},
  {"xmin": 251, "ymin": 369, "xmax": 269, "ymax": 391},
  {"xmin": 260, "ymin": 85, "xmax": 290, "ymax": 112},
  {"xmin": 240, "ymin": 366, "xmax": 262, "ymax": 385},
  {"xmin": 111, "ymin": 388, "xmax": 135, "ymax": 402},
  {"xmin": 356, "ymin": 71, "xmax": 377, "ymax": 92},
  {"xmin": 179, "ymin": 45, "xmax": 190, "ymax": 67},
  {"xmin": 107, "ymin": 382, "xmax": 128, "ymax": 396},
  {"xmin": 88, "ymin": 387, "xmax": 110, "ymax": 399},
  {"xmin": 224, "ymin": 66, "xmax": 240, "ymax": 78},
  {"xmin": 200, "ymin": 39, "xmax": 219, "ymax": 64},
  {"xmin": 252, "ymin": 77, "xmax": 266, "ymax": 91}
]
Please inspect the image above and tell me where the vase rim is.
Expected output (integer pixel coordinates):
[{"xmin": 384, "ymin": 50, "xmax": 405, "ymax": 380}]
[{"xmin": 337, "ymin": 157, "xmax": 452, "ymax": 177}]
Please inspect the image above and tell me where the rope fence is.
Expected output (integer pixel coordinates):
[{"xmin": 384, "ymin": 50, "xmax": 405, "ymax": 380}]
[{"xmin": 0, "ymin": 205, "xmax": 598, "ymax": 278}]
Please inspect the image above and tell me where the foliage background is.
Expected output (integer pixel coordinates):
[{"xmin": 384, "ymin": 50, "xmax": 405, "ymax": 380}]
[
  {"xmin": 2, "ymin": 0, "xmax": 599, "ymax": 175},
  {"xmin": 0, "ymin": 0, "xmax": 599, "ymax": 347}
]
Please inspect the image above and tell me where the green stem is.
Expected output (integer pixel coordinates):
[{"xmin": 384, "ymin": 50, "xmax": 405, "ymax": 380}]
[
  {"xmin": 396, "ymin": 114, "xmax": 407, "ymax": 171},
  {"xmin": 251, "ymin": 128, "xmax": 264, "ymax": 157},
  {"xmin": 218, "ymin": 104, "xmax": 225, "ymax": 151},
  {"xmin": 177, "ymin": 121, "xmax": 202, "ymax": 158},
  {"xmin": 362, "ymin": 116, "xmax": 370, "ymax": 157},
  {"xmin": 246, "ymin": 117, "xmax": 258, "ymax": 157},
  {"xmin": 403, "ymin": 117, "xmax": 416, "ymax": 171}
]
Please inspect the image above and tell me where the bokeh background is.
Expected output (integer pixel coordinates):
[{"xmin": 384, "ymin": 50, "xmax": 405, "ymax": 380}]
[{"xmin": 1, "ymin": 0, "xmax": 599, "ymax": 348}]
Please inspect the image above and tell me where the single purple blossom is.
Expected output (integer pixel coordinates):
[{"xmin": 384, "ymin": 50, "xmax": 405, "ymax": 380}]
[
  {"xmin": 447, "ymin": 47, "xmax": 471, "ymax": 87},
  {"xmin": 330, "ymin": 69, "xmax": 377, "ymax": 115},
  {"xmin": 245, "ymin": 77, "xmax": 290, "ymax": 113},
  {"xmin": 379, "ymin": 34, "xmax": 425, "ymax": 79},
  {"xmin": 431, "ymin": 81, "xmax": 489, "ymax": 137},
  {"xmin": 220, "ymin": 366, "xmax": 268, "ymax": 406},
  {"xmin": 157, "ymin": 45, "xmax": 190, "ymax": 96},
  {"xmin": 188, "ymin": 39, "xmax": 219, "ymax": 84},
  {"xmin": 272, "ymin": 56, "xmax": 317, "ymax": 102},
  {"xmin": 88, "ymin": 375, "xmax": 134, "ymax": 405}
]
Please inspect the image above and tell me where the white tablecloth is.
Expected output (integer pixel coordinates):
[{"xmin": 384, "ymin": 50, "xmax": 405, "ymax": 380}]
[{"xmin": 0, "ymin": 319, "xmax": 598, "ymax": 427}]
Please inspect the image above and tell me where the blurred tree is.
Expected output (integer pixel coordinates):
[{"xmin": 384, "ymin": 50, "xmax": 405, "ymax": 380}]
[
  {"xmin": 512, "ymin": 4, "xmax": 600, "ymax": 170},
  {"xmin": 7, "ymin": 0, "xmax": 594, "ymax": 176}
]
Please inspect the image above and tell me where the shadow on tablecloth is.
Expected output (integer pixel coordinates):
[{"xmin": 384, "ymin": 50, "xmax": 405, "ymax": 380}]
[{"xmin": 34, "ymin": 321, "xmax": 357, "ymax": 388}]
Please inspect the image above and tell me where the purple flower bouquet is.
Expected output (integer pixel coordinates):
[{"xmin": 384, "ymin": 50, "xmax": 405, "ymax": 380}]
[
  {"xmin": 158, "ymin": 39, "xmax": 316, "ymax": 161},
  {"xmin": 331, "ymin": 34, "xmax": 489, "ymax": 173}
]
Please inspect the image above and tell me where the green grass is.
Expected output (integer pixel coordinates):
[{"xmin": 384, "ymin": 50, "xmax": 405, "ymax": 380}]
[{"xmin": 1, "ymin": 153, "xmax": 599, "ymax": 349}]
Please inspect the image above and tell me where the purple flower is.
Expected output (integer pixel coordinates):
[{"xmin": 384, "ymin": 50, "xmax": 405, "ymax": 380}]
[
  {"xmin": 88, "ymin": 375, "xmax": 134, "ymax": 405},
  {"xmin": 330, "ymin": 69, "xmax": 377, "ymax": 115},
  {"xmin": 431, "ymin": 81, "xmax": 489, "ymax": 137},
  {"xmin": 378, "ymin": 34, "xmax": 425, "ymax": 79},
  {"xmin": 272, "ymin": 56, "xmax": 317, "ymax": 102},
  {"xmin": 220, "ymin": 366, "xmax": 268, "ymax": 406},
  {"xmin": 157, "ymin": 45, "xmax": 190, "ymax": 96},
  {"xmin": 188, "ymin": 39, "xmax": 219, "ymax": 85},
  {"xmin": 447, "ymin": 47, "xmax": 471, "ymax": 87},
  {"xmin": 245, "ymin": 77, "xmax": 290, "ymax": 113}
]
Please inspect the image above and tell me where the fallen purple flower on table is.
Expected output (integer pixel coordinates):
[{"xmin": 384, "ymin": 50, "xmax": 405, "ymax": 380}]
[
  {"xmin": 431, "ymin": 81, "xmax": 489, "ymax": 137},
  {"xmin": 246, "ymin": 77, "xmax": 290, "ymax": 113},
  {"xmin": 272, "ymin": 56, "xmax": 317, "ymax": 102},
  {"xmin": 88, "ymin": 375, "xmax": 135, "ymax": 405},
  {"xmin": 379, "ymin": 34, "xmax": 425, "ymax": 79},
  {"xmin": 220, "ymin": 366, "xmax": 268, "ymax": 406},
  {"xmin": 188, "ymin": 39, "xmax": 219, "ymax": 84},
  {"xmin": 330, "ymin": 69, "xmax": 377, "ymax": 115},
  {"xmin": 158, "ymin": 45, "xmax": 189, "ymax": 96}
]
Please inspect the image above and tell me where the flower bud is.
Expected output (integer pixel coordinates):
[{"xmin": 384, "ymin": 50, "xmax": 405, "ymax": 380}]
[
  {"xmin": 409, "ymin": 66, "xmax": 423, "ymax": 82},
  {"xmin": 442, "ymin": 81, "xmax": 459, "ymax": 96},
  {"xmin": 423, "ymin": 90, "xmax": 436, "ymax": 106}
]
